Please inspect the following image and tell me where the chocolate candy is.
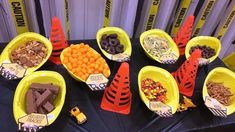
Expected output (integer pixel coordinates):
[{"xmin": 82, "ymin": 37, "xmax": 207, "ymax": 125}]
[
  {"xmin": 189, "ymin": 45, "xmax": 216, "ymax": 59},
  {"xmin": 30, "ymin": 83, "xmax": 59, "ymax": 94},
  {"xmin": 36, "ymin": 89, "xmax": 52, "ymax": 107},
  {"xmin": 26, "ymin": 89, "xmax": 37, "ymax": 114},
  {"xmin": 26, "ymin": 83, "xmax": 59, "ymax": 115},
  {"xmin": 100, "ymin": 34, "xmax": 124, "ymax": 54},
  {"xmin": 10, "ymin": 40, "xmax": 48, "ymax": 68},
  {"xmin": 43, "ymin": 101, "xmax": 54, "ymax": 112}
]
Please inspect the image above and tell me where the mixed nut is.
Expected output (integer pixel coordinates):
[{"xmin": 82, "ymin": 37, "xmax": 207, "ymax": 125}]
[
  {"xmin": 100, "ymin": 34, "xmax": 124, "ymax": 54},
  {"xmin": 10, "ymin": 40, "xmax": 48, "ymax": 68},
  {"xmin": 141, "ymin": 78, "xmax": 167, "ymax": 103}
]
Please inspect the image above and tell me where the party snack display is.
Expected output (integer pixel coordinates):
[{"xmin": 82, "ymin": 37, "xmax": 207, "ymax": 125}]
[
  {"xmin": 207, "ymin": 81, "xmax": 233, "ymax": 106},
  {"xmin": 11, "ymin": 41, "xmax": 48, "ymax": 68},
  {"xmin": 62, "ymin": 43, "xmax": 110, "ymax": 81},
  {"xmin": 141, "ymin": 78, "xmax": 167, "ymax": 103}
]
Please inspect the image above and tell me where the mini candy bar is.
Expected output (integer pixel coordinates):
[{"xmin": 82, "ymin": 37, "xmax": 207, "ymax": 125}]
[
  {"xmin": 38, "ymin": 107, "xmax": 47, "ymax": 114},
  {"xmin": 30, "ymin": 83, "xmax": 59, "ymax": 94},
  {"xmin": 48, "ymin": 94, "xmax": 57, "ymax": 104},
  {"xmin": 34, "ymin": 91, "xmax": 41, "ymax": 99},
  {"xmin": 36, "ymin": 89, "xmax": 53, "ymax": 107},
  {"xmin": 43, "ymin": 101, "xmax": 54, "ymax": 112},
  {"xmin": 26, "ymin": 89, "xmax": 37, "ymax": 114}
]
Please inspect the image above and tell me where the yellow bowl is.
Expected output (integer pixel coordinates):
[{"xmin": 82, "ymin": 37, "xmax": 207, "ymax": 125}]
[
  {"xmin": 202, "ymin": 67, "xmax": 235, "ymax": 115},
  {"xmin": 13, "ymin": 71, "xmax": 66, "ymax": 125},
  {"xmin": 138, "ymin": 66, "xmax": 179, "ymax": 114},
  {"xmin": 139, "ymin": 29, "xmax": 179, "ymax": 63},
  {"xmin": 185, "ymin": 36, "xmax": 221, "ymax": 65},
  {"xmin": 60, "ymin": 45, "xmax": 111, "ymax": 82},
  {"xmin": 0, "ymin": 32, "xmax": 52, "ymax": 76},
  {"xmin": 96, "ymin": 27, "xmax": 132, "ymax": 60}
]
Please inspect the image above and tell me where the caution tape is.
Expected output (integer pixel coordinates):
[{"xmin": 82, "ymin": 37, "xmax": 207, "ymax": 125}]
[
  {"xmin": 9, "ymin": 0, "xmax": 29, "ymax": 34},
  {"xmin": 103, "ymin": 0, "xmax": 112, "ymax": 27},
  {"xmin": 171, "ymin": 0, "xmax": 191, "ymax": 36},
  {"xmin": 192, "ymin": 0, "xmax": 216, "ymax": 37},
  {"xmin": 217, "ymin": 6, "xmax": 235, "ymax": 40},
  {"xmin": 144, "ymin": 0, "xmax": 161, "ymax": 31},
  {"xmin": 64, "ymin": 0, "xmax": 70, "ymax": 39}
]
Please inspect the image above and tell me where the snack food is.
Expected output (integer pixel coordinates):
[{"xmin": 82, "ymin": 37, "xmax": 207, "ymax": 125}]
[
  {"xmin": 62, "ymin": 43, "xmax": 110, "ymax": 80},
  {"xmin": 100, "ymin": 34, "xmax": 124, "ymax": 54},
  {"xmin": 189, "ymin": 45, "xmax": 215, "ymax": 59},
  {"xmin": 207, "ymin": 81, "xmax": 233, "ymax": 106},
  {"xmin": 143, "ymin": 35, "xmax": 178, "ymax": 63},
  {"xmin": 141, "ymin": 78, "xmax": 167, "ymax": 103},
  {"xmin": 10, "ymin": 40, "xmax": 48, "ymax": 68},
  {"xmin": 26, "ymin": 83, "xmax": 59, "ymax": 114}
]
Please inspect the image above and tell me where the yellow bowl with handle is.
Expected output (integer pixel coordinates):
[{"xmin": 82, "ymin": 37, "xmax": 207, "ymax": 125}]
[
  {"xmin": 0, "ymin": 32, "xmax": 52, "ymax": 77},
  {"xmin": 202, "ymin": 67, "xmax": 235, "ymax": 116},
  {"xmin": 96, "ymin": 27, "xmax": 132, "ymax": 61},
  {"xmin": 138, "ymin": 66, "xmax": 179, "ymax": 115},
  {"xmin": 139, "ymin": 29, "xmax": 179, "ymax": 64},
  {"xmin": 13, "ymin": 71, "xmax": 66, "ymax": 125},
  {"xmin": 60, "ymin": 45, "xmax": 111, "ymax": 82},
  {"xmin": 185, "ymin": 36, "xmax": 221, "ymax": 65}
]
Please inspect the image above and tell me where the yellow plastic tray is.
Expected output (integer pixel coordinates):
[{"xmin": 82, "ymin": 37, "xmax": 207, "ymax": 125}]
[
  {"xmin": 202, "ymin": 67, "xmax": 235, "ymax": 115},
  {"xmin": 138, "ymin": 66, "xmax": 179, "ymax": 114},
  {"xmin": 0, "ymin": 32, "xmax": 52, "ymax": 76},
  {"xmin": 139, "ymin": 29, "xmax": 179, "ymax": 63},
  {"xmin": 223, "ymin": 52, "xmax": 235, "ymax": 72},
  {"xmin": 185, "ymin": 36, "xmax": 221, "ymax": 65},
  {"xmin": 60, "ymin": 45, "xmax": 111, "ymax": 82},
  {"xmin": 13, "ymin": 71, "xmax": 66, "ymax": 125},
  {"xmin": 96, "ymin": 27, "xmax": 132, "ymax": 60}
]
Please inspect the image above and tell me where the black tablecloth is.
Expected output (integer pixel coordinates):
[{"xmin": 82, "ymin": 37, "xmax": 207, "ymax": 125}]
[{"xmin": 1, "ymin": 39, "xmax": 235, "ymax": 132}]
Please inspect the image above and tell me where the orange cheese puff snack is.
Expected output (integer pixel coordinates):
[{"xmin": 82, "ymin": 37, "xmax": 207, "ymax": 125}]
[{"xmin": 62, "ymin": 44, "xmax": 110, "ymax": 81}]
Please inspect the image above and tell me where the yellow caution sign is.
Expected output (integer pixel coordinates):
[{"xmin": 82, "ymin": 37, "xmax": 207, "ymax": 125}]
[
  {"xmin": 9, "ymin": 0, "xmax": 29, "ymax": 34},
  {"xmin": 192, "ymin": 0, "xmax": 216, "ymax": 37},
  {"xmin": 217, "ymin": 6, "xmax": 235, "ymax": 40},
  {"xmin": 64, "ymin": 0, "xmax": 70, "ymax": 39},
  {"xmin": 103, "ymin": 0, "xmax": 112, "ymax": 27},
  {"xmin": 144, "ymin": 0, "xmax": 161, "ymax": 31},
  {"xmin": 171, "ymin": 0, "xmax": 191, "ymax": 36}
]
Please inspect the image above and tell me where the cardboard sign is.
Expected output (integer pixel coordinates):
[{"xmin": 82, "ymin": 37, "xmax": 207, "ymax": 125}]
[
  {"xmin": 107, "ymin": 53, "xmax": 130, "ymax": 62},
  {"xmin": 86, "ymin": 73, "xmax": 109, "ymax": 91},
  {"xmin": 149, "ymin": 101, "xmax": 173, "ymax": 117},
  {"xmin": 0, "ymin": 63, "xmax": 26, "ymax": 80},
  {"xmin": 18, "ymin": 113, "xmax": 48, "ymax": 132},
  {"xmin": 205, "ymin": 96, "xmax": 227, "ymax": 117}
]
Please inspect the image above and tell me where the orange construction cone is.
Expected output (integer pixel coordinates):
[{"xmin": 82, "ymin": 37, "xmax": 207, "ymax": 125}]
[
  {"xmin": 49, "ymin": 17, "xmax": 68, "ymax": 64},
  {"xmin": 172, "ymin": 49, "xmax": 201, "ymax": 97},
  {"xmin": 101, "ymin": 62, "xmax": 132, "ymax": 114},
  {"xmin": 173, "ymin": 15, "xmax": 194, "ymax": 55}
]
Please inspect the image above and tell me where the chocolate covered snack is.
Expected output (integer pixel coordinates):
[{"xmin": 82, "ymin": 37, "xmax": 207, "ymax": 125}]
[
  {"xmin": 25, "ymin": 83, "xmax": 59, "ymax": 114},
  {"xmin": 11, "ymin": 40, "xmax": 48, "ymax": 68}
]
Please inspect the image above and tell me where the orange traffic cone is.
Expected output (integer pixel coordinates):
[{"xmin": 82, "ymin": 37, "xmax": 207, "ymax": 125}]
[
  {"xmin": 173, "ymin": 15, "xmax": 194, "ymax": 55},
  {"xmin": 172, "ymin": 49, "xmax": 201, "ymax": 97},
  {"xmin": 101, "ymin": 62, "xmax": 132, "ymax": 114},
  {"xmin": 49, "ymin": 17, "xmax": 68, "ymax": 64}
]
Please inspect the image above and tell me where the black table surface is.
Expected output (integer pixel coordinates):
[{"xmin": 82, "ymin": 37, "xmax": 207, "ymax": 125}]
[{"xmin": 1, "ymin": 39, "xmax": 235, "ymax": 132}]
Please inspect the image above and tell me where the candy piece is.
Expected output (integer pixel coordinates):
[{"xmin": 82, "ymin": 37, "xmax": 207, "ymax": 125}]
[
  {"xmin": 34, "ymin": 91, "xmax": 41, "ymax": 99},
  {"xmin": 101, "ymin": 34, "xmax": 108, "ymax": 40},
  {"xmin": 106, "ymin": 46, "xmax": 116, "ymax": 54},
  {"xmin": 109, "ymin": 39, "xmax": 118, "ymax": 46},
  {"xmin": 36, "ymin": 89, "xmax": 53, "ymax": 107},
  {"xmin": 30, "ymin": 83, "xmax": 59, "ymax": 94},
  {"xmin": 101, "ymin": 41, "xmax": 109, "ymax": 49},
  {"xmin": 48, "ymin": 94, "xmax": 57, "ymax": 104},
  {"xmin": 38, "ymin": 107, "xmax": 47, "ymax": 114},
  {"xmin": 43, "ymin": 101, "xmax": 54, "ymax": 112},
  {"xmin": 26, "ymin": 89, "xmax": 37, "ymax": 114},
  {"xmin": 115, "ymin": 44, "xmax": 124, "ymax": 53}
]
